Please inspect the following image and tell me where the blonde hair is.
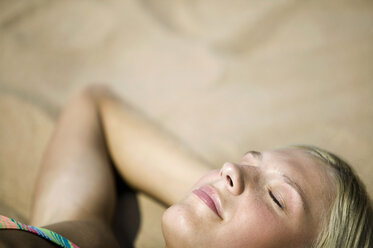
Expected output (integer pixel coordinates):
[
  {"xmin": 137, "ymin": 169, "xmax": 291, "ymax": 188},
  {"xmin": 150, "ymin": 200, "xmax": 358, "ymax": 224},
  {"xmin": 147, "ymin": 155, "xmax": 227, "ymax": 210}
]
[{"xmin": 292, "ymin": 145, "xmax": 373, "ymax": 248}]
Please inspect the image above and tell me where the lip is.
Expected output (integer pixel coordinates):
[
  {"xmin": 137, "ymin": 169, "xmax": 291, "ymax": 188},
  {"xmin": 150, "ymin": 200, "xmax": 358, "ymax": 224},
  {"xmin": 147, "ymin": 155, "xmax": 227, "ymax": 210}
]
[{"xmin": 192, "ymin": 185, "xmax": 223, "ymax": 219}]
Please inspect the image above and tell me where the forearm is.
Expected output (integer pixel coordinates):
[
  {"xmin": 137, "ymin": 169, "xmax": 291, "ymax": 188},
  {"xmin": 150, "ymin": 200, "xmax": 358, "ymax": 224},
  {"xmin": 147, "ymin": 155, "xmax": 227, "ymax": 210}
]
[{"xmin": 95, "ymin": 88, "xmax": 213, "ymax": 206}]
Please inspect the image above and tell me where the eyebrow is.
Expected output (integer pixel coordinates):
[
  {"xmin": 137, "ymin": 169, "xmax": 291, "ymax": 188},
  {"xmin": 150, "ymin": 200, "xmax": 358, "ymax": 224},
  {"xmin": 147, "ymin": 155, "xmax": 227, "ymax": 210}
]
[
  {"xmin": 281, "ymin": 174, "xmax": 308, "ymax": 211},
  {"xmin": 244, "ymin": 151, "xmax": 263, "ymax": 160}
]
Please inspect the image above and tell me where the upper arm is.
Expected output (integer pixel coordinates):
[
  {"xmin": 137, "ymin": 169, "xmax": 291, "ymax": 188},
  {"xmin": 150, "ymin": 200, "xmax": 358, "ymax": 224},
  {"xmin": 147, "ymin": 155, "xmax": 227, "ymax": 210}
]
[{"xmin": 31, "ymin": 89, "xmax": 116, "ymax": 227}]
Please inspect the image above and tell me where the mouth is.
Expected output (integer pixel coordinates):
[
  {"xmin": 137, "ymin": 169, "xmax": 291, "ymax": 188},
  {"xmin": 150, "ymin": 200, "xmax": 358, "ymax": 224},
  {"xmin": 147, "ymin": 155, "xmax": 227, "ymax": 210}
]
[{"xmin": 192, "ymin": 185, "xmax": 223, "ymax": 219}]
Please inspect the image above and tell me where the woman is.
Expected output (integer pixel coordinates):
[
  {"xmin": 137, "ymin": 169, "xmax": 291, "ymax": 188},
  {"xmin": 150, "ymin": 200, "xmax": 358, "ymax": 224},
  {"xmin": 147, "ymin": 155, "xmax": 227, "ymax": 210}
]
[{"xmin": 0, "ymin": 85, "xmax": 371, "ymax": 247}]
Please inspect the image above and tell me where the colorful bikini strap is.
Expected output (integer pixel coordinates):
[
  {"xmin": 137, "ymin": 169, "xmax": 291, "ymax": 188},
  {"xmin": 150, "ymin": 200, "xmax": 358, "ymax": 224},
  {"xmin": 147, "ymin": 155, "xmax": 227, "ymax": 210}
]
[{"xmin": 0, "ymin": 215, "xmax": 79, "ymax": 248}]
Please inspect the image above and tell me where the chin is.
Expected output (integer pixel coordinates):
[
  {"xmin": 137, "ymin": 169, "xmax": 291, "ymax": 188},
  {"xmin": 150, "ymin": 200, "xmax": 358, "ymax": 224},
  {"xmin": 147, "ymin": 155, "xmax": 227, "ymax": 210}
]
[{"xmin": 161, "ymin": 201, "xmax": 203, "ymax": 248}]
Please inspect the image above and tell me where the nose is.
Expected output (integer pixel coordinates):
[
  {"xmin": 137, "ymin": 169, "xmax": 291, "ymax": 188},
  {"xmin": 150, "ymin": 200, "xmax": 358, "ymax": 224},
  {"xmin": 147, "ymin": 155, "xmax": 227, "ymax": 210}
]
[{"xmin": 220, "ymin": 162, "xmax": 245, "ymax": 195}]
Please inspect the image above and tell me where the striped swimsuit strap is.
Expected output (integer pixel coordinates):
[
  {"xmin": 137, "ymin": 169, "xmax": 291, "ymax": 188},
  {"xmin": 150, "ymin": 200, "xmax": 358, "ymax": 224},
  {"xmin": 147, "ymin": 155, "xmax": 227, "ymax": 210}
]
[{"xmin": 0, "ymin": 215, "xmax": 79, "ymax": 248}]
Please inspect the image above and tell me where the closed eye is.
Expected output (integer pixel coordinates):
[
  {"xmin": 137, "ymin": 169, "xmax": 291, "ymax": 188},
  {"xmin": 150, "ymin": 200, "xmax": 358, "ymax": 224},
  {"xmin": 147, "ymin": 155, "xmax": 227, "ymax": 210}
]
[{"xmin": 269, "ymin": 190, "xmax": 284, "ymax": 210}]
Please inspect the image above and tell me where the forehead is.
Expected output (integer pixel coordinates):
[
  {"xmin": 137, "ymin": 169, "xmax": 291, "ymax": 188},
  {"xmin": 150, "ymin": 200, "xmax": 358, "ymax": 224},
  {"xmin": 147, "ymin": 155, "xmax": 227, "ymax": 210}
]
[{"xmin": 262, "ymin": 148, "xmax": 330, "ymax": 177}]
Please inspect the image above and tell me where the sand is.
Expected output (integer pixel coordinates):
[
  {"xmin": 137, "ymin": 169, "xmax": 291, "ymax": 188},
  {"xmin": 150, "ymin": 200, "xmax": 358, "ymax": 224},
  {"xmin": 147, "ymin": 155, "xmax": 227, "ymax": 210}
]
[{"xmin": 1, "ymin": 0, "xmax": 372, "ymax": 246}]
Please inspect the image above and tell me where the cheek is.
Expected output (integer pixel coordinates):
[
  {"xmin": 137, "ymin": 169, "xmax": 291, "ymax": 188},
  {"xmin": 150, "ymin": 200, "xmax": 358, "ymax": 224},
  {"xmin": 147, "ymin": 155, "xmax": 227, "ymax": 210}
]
[
  {"xmin": 224, "ymin": 199, "xmax": 293, "ymax": 248},
  {"xmin": 162, "ymin": 197, "xmax": 299, "ymax": 248}
]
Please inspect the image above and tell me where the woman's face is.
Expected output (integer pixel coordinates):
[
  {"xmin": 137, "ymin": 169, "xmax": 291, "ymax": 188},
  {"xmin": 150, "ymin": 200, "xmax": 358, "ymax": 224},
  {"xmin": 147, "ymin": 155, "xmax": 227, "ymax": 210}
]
[{"xmin": 162, "ymin": 147, "xmax": 336, "ymax": 248}]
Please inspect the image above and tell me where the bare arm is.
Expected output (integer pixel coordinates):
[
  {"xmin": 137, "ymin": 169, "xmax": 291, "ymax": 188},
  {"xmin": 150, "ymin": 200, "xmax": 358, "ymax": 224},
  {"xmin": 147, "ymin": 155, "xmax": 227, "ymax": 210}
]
[
  {"xmin": 94, "ymin": 86, "xmax": 214, "ymax": 206},
  {"xmin": 30, "ymin": 88, "xmax": 119, "ymax": 247}
]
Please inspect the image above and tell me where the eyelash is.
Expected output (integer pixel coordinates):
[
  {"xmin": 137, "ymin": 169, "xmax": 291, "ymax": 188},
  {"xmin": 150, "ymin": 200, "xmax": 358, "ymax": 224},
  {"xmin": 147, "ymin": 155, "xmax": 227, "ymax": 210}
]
[{"xmin": 269, "ymin": 190, "xmax": 284, "ymax": 210}]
